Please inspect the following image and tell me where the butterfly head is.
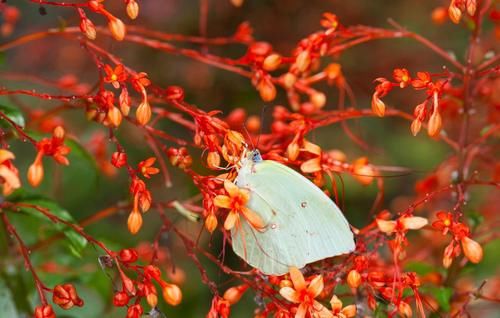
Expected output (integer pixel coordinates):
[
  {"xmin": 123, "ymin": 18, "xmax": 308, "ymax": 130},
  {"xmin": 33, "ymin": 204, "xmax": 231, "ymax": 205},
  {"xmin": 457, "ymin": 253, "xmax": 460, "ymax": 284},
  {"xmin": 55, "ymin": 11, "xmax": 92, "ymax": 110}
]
[{"xmin": 248, "ymin": 149, "xmax": 262, "ymax": 163}]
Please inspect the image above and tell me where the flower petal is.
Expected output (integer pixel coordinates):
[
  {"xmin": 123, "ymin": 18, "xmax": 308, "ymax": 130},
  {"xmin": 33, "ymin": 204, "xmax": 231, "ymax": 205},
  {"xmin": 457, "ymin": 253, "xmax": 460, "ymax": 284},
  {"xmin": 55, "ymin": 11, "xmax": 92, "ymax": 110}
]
[
  {"xmin": 300, "ymin": 157, "xmax": 322, "ymax": 174},
  {"xmin": 224, "ymin": 212, "xmax": 239, "ymax": 231},
  {"xmin": 401, "ymin": 216, "xmax": 428, "ymax": 230},
  {"xmin": 289, "ymin": 267, "xmax": 306, "ymax": 291},
  {"xmin": 0, "ymin": 166, "xmax": 20, "ymax": 189},
  {"xmin": 307, "ymin": 275, "xmax": 324, "ymax": 298},
  {"xmin": 311, "ymin": 301, "xmax": 333, "ymax": 318},
  {"xmin": 279, "ymin": 287, "xmax": 300, "ymax": 303},
  {"xmin": 0, "ymin": 149, "xmax": 15, "ymax": 164},
  {"xmin": 223, "ymin": 179, "xmax": 240, "ymax": 197},
  {"xmin": 213, "ymin": 195, "xmax": 231, "ymax": 209},
  {"xmin": 295, "ymin": 303, "xmax": 308, "ymax": 318},
  {"xmin": 242, "ymin": 207, "xmax": 265, "ymax": 230}
]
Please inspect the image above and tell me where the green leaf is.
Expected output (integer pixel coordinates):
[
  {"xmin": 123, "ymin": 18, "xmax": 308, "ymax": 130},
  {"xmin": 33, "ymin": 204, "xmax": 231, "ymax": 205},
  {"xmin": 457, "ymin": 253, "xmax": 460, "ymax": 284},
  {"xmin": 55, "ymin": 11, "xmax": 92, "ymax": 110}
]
[
  {"xmin": 0, "ymin": 104, "xmax": 25, "ymax": 128},
  {"xmin": 430, "ymin": 286, "xmax": 453, "ymax": 312},
  {"xmin": 65, "ymin": 138, "xmax": 99, "ymax": 183},
  {"xmin": 0, "ymin": 277, "xmax": 19, "ymax": 317},
  {"xmin": 404, "ymin": 261, "xmax": 436, "ymax": 275},
  {"xmin": 7, "ymin": 190, "xmax": 88, "ymax": 257}
]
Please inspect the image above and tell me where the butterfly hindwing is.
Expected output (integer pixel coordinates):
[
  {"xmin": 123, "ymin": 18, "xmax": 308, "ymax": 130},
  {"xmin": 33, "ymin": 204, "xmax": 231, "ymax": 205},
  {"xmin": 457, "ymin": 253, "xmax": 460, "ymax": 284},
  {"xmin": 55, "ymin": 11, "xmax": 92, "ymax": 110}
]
[{"xmin": 233, "ymin": 159, "xmax": 355, "ymax": 275}]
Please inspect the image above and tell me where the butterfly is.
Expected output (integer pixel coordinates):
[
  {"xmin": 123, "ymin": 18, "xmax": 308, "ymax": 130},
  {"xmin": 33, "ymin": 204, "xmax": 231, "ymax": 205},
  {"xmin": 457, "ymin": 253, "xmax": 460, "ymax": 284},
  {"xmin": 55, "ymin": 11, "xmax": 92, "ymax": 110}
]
[{"xmin": 230, "ymin": 149, "xmax": 355, "ymax": 275}]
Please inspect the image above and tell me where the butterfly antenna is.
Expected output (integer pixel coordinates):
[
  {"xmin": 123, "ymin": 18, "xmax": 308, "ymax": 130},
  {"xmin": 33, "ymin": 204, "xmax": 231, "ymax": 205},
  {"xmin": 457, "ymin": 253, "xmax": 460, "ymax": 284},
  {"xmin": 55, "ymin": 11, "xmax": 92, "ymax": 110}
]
[{"xmin": 241, "ymin": 123, "xmax": 255, "ymax": 150}]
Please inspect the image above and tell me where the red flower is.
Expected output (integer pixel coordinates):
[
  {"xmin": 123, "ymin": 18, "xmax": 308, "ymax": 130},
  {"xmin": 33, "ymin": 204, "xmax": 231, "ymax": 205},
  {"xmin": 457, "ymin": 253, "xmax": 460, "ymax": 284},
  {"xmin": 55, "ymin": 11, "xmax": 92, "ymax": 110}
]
[
  {"xmin": 104, "ymin": 64, "xmax": 127, "ymax": 89},
  {"xmin": 432, "ymin": 211, "xmax": 454, "ymax": 235},
  {"xmin": 53, "ymin": 283, "xmax": 84, "ymax": 309},
  {"xmin": 34, "ymin": 305, "xmax": 56, "ymax": 318},
  {"xmin": 411, "ymin": 71, "xmax": 431, "ymax": 89},
  {"xmin": 138, "ymin": 157, "xmax": 160, "ymax": 178},
  {"xmin": 393, "ymin": 68, "xmax": 411, "ymax": 88}
]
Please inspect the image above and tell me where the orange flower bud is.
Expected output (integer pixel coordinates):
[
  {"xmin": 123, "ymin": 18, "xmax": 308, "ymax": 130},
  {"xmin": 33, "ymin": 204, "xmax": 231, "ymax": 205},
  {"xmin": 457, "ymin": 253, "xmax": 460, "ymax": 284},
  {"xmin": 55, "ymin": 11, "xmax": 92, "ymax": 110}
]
[
  {"xmin": 136, "ymin": 99, "xmax": 152, "ymax": 125},
  {"xmin": 400, "ymin": 216, "xmax": 428, "ymax": 230},
  {"xmin": 466, "ymin": 0, "xmax": 476, "ymax": 16},
  {"xmin": 230, "ymin": 0, "xmax": 244, "ymax": 7},
  {"xmin": 207, "ymin": 151, "xmax": 221, "ymax": 169},
  {"xmin": 295, "ymin": 50, "xmax": 311, "ymax": 72},
  {"xmin": 376, "ymin": 219, "xmax": 396, "ymax": 234},
  {"xmin": 325, "ymin": 63, "xmax": 342, "ymax": 81},
  {"xmin": 398, "ymin": 301, "xmax": 412, "ymax": 318},
  {"xmin": 162, "ymin": 283, "xmax": 182, "ymax": 306},
  {"xmin": 352, "ymin": 157, "xmax": 374, "ymax": 185},
  {"xmin": 461, "ymin": 236, "xmax": 483, "ymax": 264},
  {"xmin": 146, "ymin": 293, "xmax": 158, "ymax": 308},
  {"xmin": 107, "ymin": 107, "xmax": 123, "ymax": 127},
  {"xmin": 53, "ymin": 126, "xmax": 65, "ymax": 139},
  {"xmin": 127, "ymin": 210, "xmax": 143, "ymax": 234},
  {"xmin": 431, "ymin": 7, "xmax": 448, "ymax": 25},
  {"xmin": 119, "ymin": 88, "xmax": 131, "ymax": 115},
  {"xmin": 347, "ymin": 269, "xmax": 361, "ymax": 288},
  {"xmin": 126, "ymin": 0, "xmax": 139, "ymax": 19},
  {"xmin": 282, "ymin": 72, "xmax": 297, "ymax": 89},
  {"xmin": 443, "ymin": 242, "xmax": 455, "ymax": 268},
  {"xmin": 205, "ymin": 212, "xmax": 218, "ymax": 233},
  {"xmin": 448, "ymin": 3, "xmax": 462, "ymax": 24},
  {"xmin": 263, "ymin": 54, "xmax": 282, "ymax": 71},
  {"xmin": 80, "ymin": 18, "xmax": 97, "ymax": 40},
  {"xmin": 410, "ymin": 119, "xmax": 422, "ymax": 136},
  {"xmin": 223, "ymin": 285, "xmax": 248, "ymax": 305},
  {"xmin": 427, "ymin": 111, "xmax": 442, "ymax": 137},
  {"xmin": 371, "ymin": 93, "xmax": 386, "ymax": 117},
  {"xmin": 246, "ymin": 115, "xmax": 261, "ymax": 133},
  {"xmin": 108, "ymin": 17, "xmax": 126, "ymax": 41},
  {"xmin": 311, "ymin": 92, "xmax": 326, "ymax": 109},
  {"xmin": 28, "ymin": 156, "xmax": 44, "ymax": 187},
  {"xmin": 328, "ymin": 149, "xmax": 347, "ymax": 162},
  {"xmin": 258, "ymin": 79, "xmax": 276, "ymax": 102},
  {"xmin": 286, "ymin": 141, "xmax": 300, "ymax": 161}
]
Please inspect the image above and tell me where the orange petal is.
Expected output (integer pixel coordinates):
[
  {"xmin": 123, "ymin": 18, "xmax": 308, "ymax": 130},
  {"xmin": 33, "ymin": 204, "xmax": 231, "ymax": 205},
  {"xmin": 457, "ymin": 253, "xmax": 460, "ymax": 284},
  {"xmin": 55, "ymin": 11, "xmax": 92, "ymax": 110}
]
[
  {"xmin": 307, "ymin": 275, "xmax": 324, "ymax": 298},
  {"xmin": 213, "ymin": 195, "xmax": 231, "ymax": 209},
  {"xmin": 289, "ymin": 267, "xmax": 306, "ymax": 291},
  {"xmin": 376, "ymin": 219, "xmax": 396, "ymax": 234},
  {"xmin": 400, "ymin": 216, "xmax": 428, "ymax": 230},
  {"xmin": 312, "ymin": 301, "xmax": 333, "ymax": 317},
  {"xmin": 0, "ymin": 149, "xmax": 15, "ymax": 164},
  {"xmin": 224, "ymin": 212, "xmax": 239, "ymax": 231},
  {"xmin": 0, "ymin": 166, "xmax": 20, "ymax": 189},
  {"xmin": 300, "ymin": 157, "xmax": 322, "ymax": 173},
  {"xmin": 279, "ymin": 287, "xmax": 300, "ymax": 303},
  {"xmin": 223, "ymin": 179, "xmax": 240, "ymax": 197},
  {"xmin": 302, "ymin": 140, "xmax": 321, "ymax": 155},
  {"xmin": 296, "ymin": 303, "xmax": 308, "ymax": 318},
  {"xmin": 242, "ymin": 207, "xmax": 265, "ymax": 230}
]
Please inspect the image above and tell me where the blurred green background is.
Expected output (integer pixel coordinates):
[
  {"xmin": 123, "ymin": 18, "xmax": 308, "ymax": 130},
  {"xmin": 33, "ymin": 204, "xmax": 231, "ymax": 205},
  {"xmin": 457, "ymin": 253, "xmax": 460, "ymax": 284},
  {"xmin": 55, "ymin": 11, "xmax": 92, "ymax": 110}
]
[{"xmin": 0, "ymin": 0, "xmax": 498, "ymax": 317}]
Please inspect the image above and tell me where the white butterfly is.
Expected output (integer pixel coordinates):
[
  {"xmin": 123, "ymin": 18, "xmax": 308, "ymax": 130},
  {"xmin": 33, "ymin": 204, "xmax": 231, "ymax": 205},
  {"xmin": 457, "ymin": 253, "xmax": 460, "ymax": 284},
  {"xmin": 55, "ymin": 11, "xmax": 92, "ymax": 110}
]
[{"xmin": 230, "ymin": 149, "xmax": 355, "ymax": 275}]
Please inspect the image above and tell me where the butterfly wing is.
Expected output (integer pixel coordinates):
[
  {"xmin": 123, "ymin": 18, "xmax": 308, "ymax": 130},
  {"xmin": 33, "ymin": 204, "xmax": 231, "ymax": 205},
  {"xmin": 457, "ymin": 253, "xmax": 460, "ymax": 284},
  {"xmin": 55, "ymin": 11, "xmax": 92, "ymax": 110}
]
[{"xmin": 233, "ymin": 159, "xmax": 355, "ymax": 275}]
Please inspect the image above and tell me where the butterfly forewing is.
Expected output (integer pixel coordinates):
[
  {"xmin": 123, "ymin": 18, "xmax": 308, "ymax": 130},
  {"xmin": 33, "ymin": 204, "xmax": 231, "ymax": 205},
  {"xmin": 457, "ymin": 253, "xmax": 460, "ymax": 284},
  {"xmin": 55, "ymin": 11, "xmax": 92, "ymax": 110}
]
[{"xmin": 233, "ymin": 158, "xmax": 355, "ymax": 275}]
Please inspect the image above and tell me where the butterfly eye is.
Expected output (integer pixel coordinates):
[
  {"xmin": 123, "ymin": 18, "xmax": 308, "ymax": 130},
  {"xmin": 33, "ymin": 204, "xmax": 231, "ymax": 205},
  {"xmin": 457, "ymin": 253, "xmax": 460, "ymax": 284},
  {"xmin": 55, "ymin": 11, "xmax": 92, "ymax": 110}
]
[{"xmin": 252, "ymin": 150, "xmax": 262, "ymax": 162}]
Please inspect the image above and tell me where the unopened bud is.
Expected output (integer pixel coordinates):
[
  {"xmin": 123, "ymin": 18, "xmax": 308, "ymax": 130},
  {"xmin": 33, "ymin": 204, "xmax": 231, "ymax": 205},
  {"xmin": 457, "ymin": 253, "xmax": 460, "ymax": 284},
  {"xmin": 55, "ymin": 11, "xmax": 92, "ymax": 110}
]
[
  {"xmin": 295, "ymin": 50, "xmax": 311, "ymax": 72},
  {"xmin": 107, "ymin": 107, "xmax": 123, "ymax": 127},
  {"xmin": 263, "ymin": 54, "xmax": 282, "ymax": 71},
  {"xmin": 347, "ymin": 269, "xmax": 361, "ymax": 288},
  {"xmin": 427, "ymin": 110, "xmax": 442, "ymax": 137},
  {"xmin": 162, "ymin": 283, "xmax": 182, "ymax": 306},
  {"xmin": 461, "ymin": 236, "xmax": 483, "ymax": 264},
  {"xmin": 136, "ymin": 99, "xmax": 152, "ymax": 125},
  {"xmin": 127, "ymin": 210, "xmax": 143, "ymax": 234},
  {"xmin": 371, "ymin": 93, "xmax": 386, "ymax": 117},
  {"xmin": 126, "ymin": 0, "xmax": 139, "ymax": 19},
  {"xmin": 108, "ymin": 17, "xmax": 126, "ymax": 41}
]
